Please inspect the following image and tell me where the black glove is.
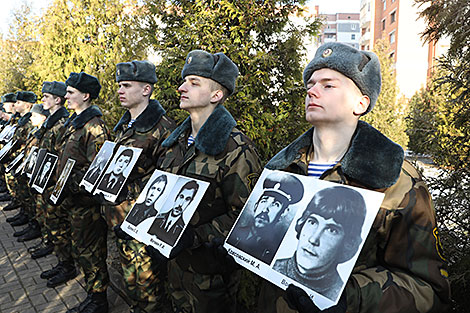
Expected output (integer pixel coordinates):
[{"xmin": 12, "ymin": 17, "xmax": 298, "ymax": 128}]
[
  {"xmin": 91, "ymin": 192, "xmax": 108, "ymax": 205},
  {"xmin": 169, "ymin": 226, "xmax": 195, "ymax": 258},
  {"xmin": 145, "ymin": 245, "xmax": 167, "ymax": 266},
  {"xmin": 204, "ymin": 237, "xmax": 239, "ymax": 273},
  {"xmin": 285, "ymin": 285, "xmax": 347, "ymax": 313},
  {"xmin": 113, "ymin": 224, "xmax": 133, "ymax": 241}
]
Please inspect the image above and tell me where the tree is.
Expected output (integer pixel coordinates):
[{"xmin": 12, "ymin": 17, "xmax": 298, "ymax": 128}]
[
  {"xmin": 361, "ymin": 39, "xmax": 408, "ymax": 149},
  {"xmin": 30, "ymin": 0, "xmax": 151, "ymax": 128},
  {"xmin": 143, "ymin": 0, "xmax": 321, "ymax": 163}
]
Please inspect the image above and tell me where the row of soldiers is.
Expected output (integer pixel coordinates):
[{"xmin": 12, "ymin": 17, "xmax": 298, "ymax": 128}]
[{"xmin": 0, "ymin": 43, "xmax": 450, "ymax": 313}]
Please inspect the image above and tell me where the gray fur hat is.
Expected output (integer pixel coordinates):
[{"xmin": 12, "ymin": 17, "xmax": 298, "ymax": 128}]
[
  {"xmin": 2, "ymin": 93, "xmax": 17, "ymax": 103},
  {"xmin": 116, "ymin": 60, "xmax": 158, "ymax": 84},
  {"xmin": 16, "ymin": 91, "xmax": 37, "ymax": 103},
  {"xmin": 66, "ymin": 72, "xmax": 101, "ymax": 100},
  {"xmin": 182, "ymin": 50, "xmax": 239, "ymax": 95},
  {"xmin": 31, "ymin": 103, "xmax": 50, "ymax": 117},
  {"xmin": 42, "ymin": 81, "xmax": 67, "ymax": 97},
  {"xmin": 303, "ymin": 42, "xmax": 381, "ymax": 114}
]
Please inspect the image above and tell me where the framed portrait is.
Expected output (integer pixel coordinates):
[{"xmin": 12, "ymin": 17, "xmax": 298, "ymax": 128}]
[
  {"xmin": 31, "ymin": 152, "xmax": 58, "ymax": 194},
  {"xmin": 22, "ymin": 146, "xmax": 39, "ymax": 178},
  {"xmin": 28, "ymin": 148, "xmax": 48, "ymax": 186},
  {"xmin": 80, "ymin": 140, "xmax": 116, "ymax": 192},
  {"xmin": 50, "ymin": 158, "xmax": 76, "ymax": 204},
  {"xmin": 5, "ymin": 149, "xmax": 25, "ymax": 174},
  {"xmin": 0, "ymin": 139, "xmax": 16, "ymax": 161}
]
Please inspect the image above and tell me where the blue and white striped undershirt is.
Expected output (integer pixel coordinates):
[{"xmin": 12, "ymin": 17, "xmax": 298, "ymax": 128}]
[
  {"xmin": 127, "ymin": 119, "xmax": 136, "ymax": 128},
  {"xmin": 187, "ymin": 134, "xmax": 195, "ymax": 146},
  {"xmin": 308, "ymin": 161, "xmax": 337, "ymax": 178}
]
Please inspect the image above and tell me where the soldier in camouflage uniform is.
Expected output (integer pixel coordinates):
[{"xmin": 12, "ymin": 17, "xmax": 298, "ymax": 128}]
[
  {"xmin": 258, "ymin": 42, "xmax": 451, "ymax": 313},
  {"xmin": 148, "ymin": 50, "xmax": 262, "ymax": 313},
  {"xmin": 27, "ymin": 81, "xmax": 70, "ymax": 259},
  {"xmin": 101, "ymin": 60, "xmax": 176, "ymax": 313},
  {"xmin": 45, "ymin": 72, "xmax": 110, "ymax": 313},
  {"xmin": 0, "ymin": 92, "xmax": 18, "ymax": 202},
  {"xmin": 3, "ymin": 91, "xmax": 37, "ymax": 226}
]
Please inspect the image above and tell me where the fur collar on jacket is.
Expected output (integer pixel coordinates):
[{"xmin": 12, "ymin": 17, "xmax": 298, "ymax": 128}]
[
  {"xmin": 64, "ymin": 105, "xmax": 102, "ymax": 129},
  {"xmin": 266, "ymin": 121, "xmax": 404, "ymax": 189},
  {"xmin": 113, "ymin": 99, "xmax": 166, "ymax": 133},
  {"xmin": 43, "ymin": 106, "xmax": 70, "ymax": 130},
  {"xmin": 17, "ymin": 112, "xmax": 32, "ymax": 127},
  {"xmin": 162, "ymin": 105, "xmax": 237, "ymax": 156}
]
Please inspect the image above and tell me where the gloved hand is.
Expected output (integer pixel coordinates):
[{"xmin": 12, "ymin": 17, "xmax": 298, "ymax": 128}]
[
  {"xmin": 113, "ymin": 224, "xmax": 133, "ymax": 241},
  {"xmin": 91, "ymin": 192, "xmax": 108, "ymax": 205},
  {"xmin": 145, "ymin": 245, "xmax": 167, "ymax": 266},
  {"xmin": 168, "ymin": 225, "xmax": 195, "ymax": 258},
  {"xmin": 204, "ymin": 237, "xmax": 238, "ymax": 273},
  {"xmin": 285, "ymin": 285, "xmax": 347, "ymax": 313}
]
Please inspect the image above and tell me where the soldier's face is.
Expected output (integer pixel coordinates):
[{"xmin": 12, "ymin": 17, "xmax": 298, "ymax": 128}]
[
  {"xmin": 42, "ymin": 93, "xmax": 58, "ymax": 110},
  {"xmin": 14, "ymin": 100, "xmax": 30, "ymax": 114},
  {"xmin": 304, "ymin": 68, "xmax": 367, "ymax": 126},
  {"xmin": 31, "ymin": 112, "xmax": 46, "ymax": 127},
  {"xmin": 3, "ymin": 102, "xmax": 14, "ymax": 113},
  {"xmin": 65, "ymin": 86, "xmax": 87, "ymax": 110},
  {"xmin": 145, "ymin": 181, "xmax": 166, "ymax": 206},
  {"xmin": 253, "ymin": 195, "xmax": 283, "ymax": 229},
  {"xmin": 178, "ymin": 75, "xmax": 217, "ymax": 113},
  {"xmin": 171, "ymin": 188, "xmax": 195, "ymax": 216},
  {"xmin": 117, "ymin": 81, "xmax": 149, "ymax": 110},
  {"xmin": 113, "ymin": 155, "xmax": 131, "ymax": 175},
  {"xmin": 295, "ymin": 213, "xmax": 345, "ymax": 274}
]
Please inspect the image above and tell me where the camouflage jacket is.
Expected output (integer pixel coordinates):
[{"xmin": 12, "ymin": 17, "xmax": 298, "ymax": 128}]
[
  {"xmin": 6, "ymin": 112, "xmax": 34, "ymax": 162},
  {"xmin": 55, "ymin": 105, "xmax": 109, "ymax": 206},
  {"xmin": 36, "ymin": 106, "xmax": 70, "ymax": 154},
  {"xmin": 157, "ymin": 105, "xmax": 262, "ymax": 274},
  {"xmin": 264, "ymin": 121, "xmax": 451, "ymax": 313},
  {"xmin": 102, "ymin": 99, "xmax": 176, "ymax": 227}
]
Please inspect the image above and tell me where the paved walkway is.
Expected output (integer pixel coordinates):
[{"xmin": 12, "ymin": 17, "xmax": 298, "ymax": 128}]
[{"xmin": 0, "ymin": 200, "xmax": 130, "ymax": 313}]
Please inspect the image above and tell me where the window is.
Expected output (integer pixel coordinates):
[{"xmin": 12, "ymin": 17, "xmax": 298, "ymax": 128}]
[
  {"xmin": 351, "ymin": 34, "xmax": 356, "ymax": 40},
  {"xmin": 390, "ymin": 11, "xmax": 396, "ymax": 23},
  {"xmin": 382, "ymin": 19, "xmax": 386, "ymax": 30},
  {"xmin": 351, "ymin": 23, "xmax": 357, "ymax": 30},
  {"xmin": 389, "ymin": 30, "xmax": 396, "ymax": 43}
]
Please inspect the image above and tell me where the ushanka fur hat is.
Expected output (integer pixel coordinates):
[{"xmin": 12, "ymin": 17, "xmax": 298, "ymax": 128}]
[
  {"xmin": 66, "ymin": 72, "xmax": 101, "ymax": 100},
  {"xmin": 116, "ymin": 60, "xmax": 158, "ymax": 84},
  {"xmin": 2, "ymin": 93, "xmax": 17, "ymax": 103},
  {"xmin": 303, "ymin": 42, "xmax": 381, "ymax": 114},
  {"xmin": 182, "ymin": 50, "xmax": 239, "ymax": 95},
  {"xmin": 16, "ymin": 91, "xmax": 37, "ymax": 103},
  {"xmin": 42, "ymin": 81, "xmax": 67, "ymax": 97},
  {"xmin": 31, "ymin": 103, "xmax": 50, "ymax": 117}
]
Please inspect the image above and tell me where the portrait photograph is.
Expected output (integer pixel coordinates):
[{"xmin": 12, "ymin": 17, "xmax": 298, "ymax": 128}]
[
  {"xmin": 32, "ymin": 152, "xmax": 58, "ymax": 194},
  {"xmin": 224, "ymin": 169, "xmax": 385, "ymax": 310},
  {"xmin": 80, "ymin": 140, "xmax": 116, "ymax": 192},
  {"xmin": 22, "ymin": 146, "xmax": 39, "ymax": 178},
  {"xmin": 28, "ymin": 148, "xmax": 48, "ymax": 185},
  {"xmin": 0, "ymin": 139, "xmax": 16, "ymax": 161},
  {"xmin": 50, "ymin": 158, "xmax": 76, "ymax": 204},
  {"xmin": 94, "ymin": 145, "xmax": 142, "ymax": 202},
  {"xmin": 5, "ymin": 149, "xmax": 25, "ymax": 174},
  {"xmin": 0, "ymin": 125, "xmax": 16, "ymax": 143}
]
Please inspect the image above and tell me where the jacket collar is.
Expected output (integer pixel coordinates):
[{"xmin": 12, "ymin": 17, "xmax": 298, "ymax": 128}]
[
  {"xmin": 162, "ymin": 105, "xmax": 237, "ymax": 156},
  {"xmin": 43, "ymin": 106, "xmax": 70, "ymax": 130},
  {"xmin": 64, "ymin": 105, "xmax": 102, "ymax": 129},
  {"xmin": 17, "ymin": 112, "xmax": 32, "ymax": 127},
  {"xmin": 113, "ymin": 99, "xmax": 166, "ymax": 133},
  {"xmin": 266, "ymin": 121, "xmax": 404, "ymax": 189}
]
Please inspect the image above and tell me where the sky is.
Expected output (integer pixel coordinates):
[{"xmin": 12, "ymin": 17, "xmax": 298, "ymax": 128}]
[{"xmin": 0, "ymin": 0, "xmax": 361, "ymax": 36}]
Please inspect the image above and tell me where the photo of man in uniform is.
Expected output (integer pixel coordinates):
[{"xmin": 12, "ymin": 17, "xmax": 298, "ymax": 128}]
[
  {"xmin": 273, "ymin": 186, "xmax": 366, "ymax": 301},
  {"xmin": 24, "ymin": 148, "xmax": 38, "ymax": 177},
  {"xmin": 84, "ymin": 154, "xmax": 107, "ymax": 185},
  {"xmin": 147, "ymin": 180, "xmax": 199, "ymax": 246},
  {"xmin": 35, "ymin": 158, "xmax": 53, "ymax": 188},
  {"xmin": 97, "ymin": 148, "xmax": 134, "ymax": 195},
  {"xmin": 227, "ymin": 172, "xmax": 304, "ymax": 264},
  {"xmin": 125, "ymin": 174, "xmax": 168, "ymax": 227}
]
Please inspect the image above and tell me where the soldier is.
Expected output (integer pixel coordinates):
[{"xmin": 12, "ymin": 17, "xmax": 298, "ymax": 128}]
[
  {"xmin": 28, "ymin": 81, "xmax": 70, "ymax": 259},
  {"xmin": 0, "ymin": 93, "xmax": 16, "ymax": 197},
  {"xmin": 258, "ymin": 42, "xmax": 451, "ymax": 313},
  {"xmin": 101, "ymin": 60, "xmax": 175, "ymax": 313},
  {"xmin": 45, "ymin": 72, "xmax": 110, "ymax": 313},
  {"xmin": 147, "ymin": 50, "xmax": 262, "ymax": 313}
]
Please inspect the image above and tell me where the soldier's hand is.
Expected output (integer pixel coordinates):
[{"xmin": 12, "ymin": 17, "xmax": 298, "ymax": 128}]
[
  {"xmin": 145, "ymin": 245, "xmax": 167, "ymax": 265},
  {"xmin": 204, "ymin": 237, "xmax": 239, "ymax": 272},
  {"xmin": 169, "ymin": 226, "xmax": 195, "ymax": 259},
  {"xmin": 285, "ymin": 284, "xmax": 347, "ymax": 313},
  {"xmin": 113, "ymin": 224, "xmax": 133, "ymax": 241},
  {"xmin": 91, "ymin": 192, "xmax": 107, "ymax": 205}
]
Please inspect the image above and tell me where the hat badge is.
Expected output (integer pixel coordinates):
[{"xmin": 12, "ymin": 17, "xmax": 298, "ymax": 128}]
[
  {"xmin": 187, "ymin": 56, "xmax": 192, "ymax": 64},
  {"xmin": 117, "ymin": 69, "xmax": 120, "ymax": 75},
  {"xmin": 322, "ymin": 48, "xmax": 333, "ymax": 58}
]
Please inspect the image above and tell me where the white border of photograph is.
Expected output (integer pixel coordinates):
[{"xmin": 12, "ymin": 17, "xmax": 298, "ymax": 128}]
[
  {"xmin": 50, "ymin": 158, "xmax": 76, "ymax": 204},
  {"xmin": 93, "ymin": 145, "xmax": 143, "ymax": 202},
  {"xmin": 224, "ymin": 168, "xmax": 384, "ymax": 310},
  {"xmin": 0, "ymin": 139, "xmax": 16, "ymax": 161},
  {"xmin": 29, "ymin": 149, "xmax": 48, "ymax": 185},
  {"xmin": 5, "ymin": 149, "xmax": 25, "ymax": 173},
  {"xmin": 31, "ymin": 152, "xmax": 58, "ymax": 194},
  {"xmin": 80, "ymin": 140, "xmax": 116, "ymax": 192}
]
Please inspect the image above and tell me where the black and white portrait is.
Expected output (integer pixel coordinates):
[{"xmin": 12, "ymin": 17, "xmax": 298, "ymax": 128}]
[
  {"xmin": 80, "ymin": 140, "xmax": 115, "ymax": 191},
  {"xmin": 23, "ymin": 146, "xmax": 39, "ymax": 177},
  {"xmin": 125, "ymin": 174, "xmax": 168, "ymax": 227},
  {"xmin": 50, "ymin": 158, "xmax": 75, "ymax": 204},
  {"xmin": 32, "ymin": 153, "xmax": 58, "ymax": 193},
  {"xmin": 147, "ymin": 179, "xmax": 199, "ymax": 246},
  {"xmin": 227, "ymin": 171, "xmax": 304, "ymax": 264},
  {"xmin": 273, "ymin": 186, "xmax": 366, "ymax": 301}
]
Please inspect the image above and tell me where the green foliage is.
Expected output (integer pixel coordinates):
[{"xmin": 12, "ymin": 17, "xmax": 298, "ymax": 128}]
[
  {"xmin": 144, "ymin": 0, "xmax": 321, "ymax": 163},
  {"xmin": 30, "ymin": 0, "xmax": 151, "ymax": 128},
  {"xmin": 360, "ymin": 39, "xmax": 408, "ymax": 149}
]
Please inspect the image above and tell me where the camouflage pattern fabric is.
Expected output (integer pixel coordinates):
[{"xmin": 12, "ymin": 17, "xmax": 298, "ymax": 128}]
[
  {"xmin": 157, "ymin": 105, "xmax": 262, "ymax": 312},
  {"xmin": 101, "ymin": 99, "xmax": 175, "ymax": 311},
  {"xmin": 52, "ymin": 105, "xmax": 110, "ymax": 293},
  {"xmin": 258, "ymin": 123, "xmax": 451, "ymax": 313}
]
